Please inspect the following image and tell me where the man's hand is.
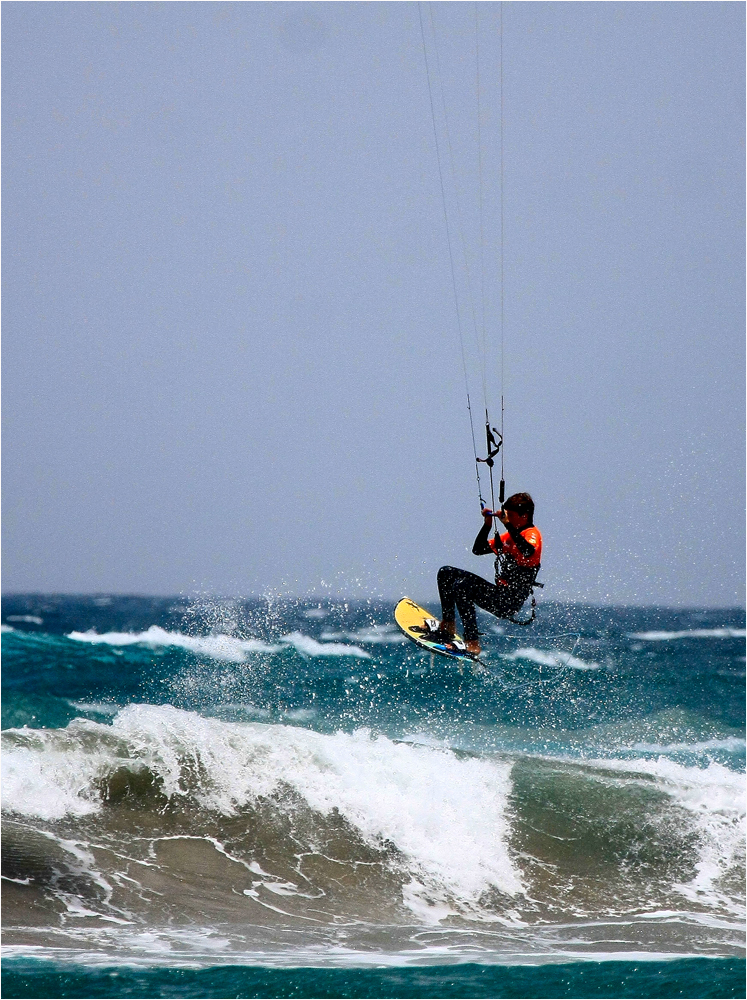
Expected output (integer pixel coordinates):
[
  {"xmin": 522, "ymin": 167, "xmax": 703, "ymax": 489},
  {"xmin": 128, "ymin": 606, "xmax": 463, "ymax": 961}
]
[
  {"xmin": 473, "ymin": 509, "xmax": 496, "ymax": 555},
  {"xmin": 496, "ymin": 508, "xmax": 509, "ymax": 525}
]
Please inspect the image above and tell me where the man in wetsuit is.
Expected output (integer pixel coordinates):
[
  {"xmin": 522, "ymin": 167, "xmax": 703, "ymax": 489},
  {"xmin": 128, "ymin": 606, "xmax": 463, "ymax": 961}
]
[{"xmin": 429, "ymin": 492, "xmax": 542, "ymax": 655}]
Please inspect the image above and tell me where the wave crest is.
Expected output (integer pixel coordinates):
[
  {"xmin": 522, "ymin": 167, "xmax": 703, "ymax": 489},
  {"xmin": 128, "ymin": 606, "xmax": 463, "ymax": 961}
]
[
  {"xmin": 66, "ymin": 626, "xmax": 371, "ymax": 661},
  {"xmin": 2, "ymin": 706, "xmax": 523, "ymax": 917}
]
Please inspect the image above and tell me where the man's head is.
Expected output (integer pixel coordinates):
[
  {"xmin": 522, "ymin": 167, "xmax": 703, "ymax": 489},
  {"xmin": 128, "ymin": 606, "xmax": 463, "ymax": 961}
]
[{"xmin": 503, "ymin": 492, "xmax": 534, "ymax": 527}]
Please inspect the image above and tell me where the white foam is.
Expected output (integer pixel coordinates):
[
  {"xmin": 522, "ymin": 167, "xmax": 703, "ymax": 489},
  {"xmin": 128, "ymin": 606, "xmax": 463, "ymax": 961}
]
[
  {"xmin": 1, "ymin": 624, "xmax": 15, "ymax": 633},
  {"xmin": 586, "ymin": 756, "xmax": 746, "ymax": 912},
  {"xmin": 629, "ymin": 629, "xmax": 746, "ymax": 641},
  {"xmin": 1, "ymin": 706, "xmax": 523, "ymax": 916},
  {"xmin": 279, "ymin": 632, "xmax": 371, "ymax": 659},
  {"xmin": 6, "ymin": 615, "xmax": 43, "ymax": 624},
  {"xmin": 67, "ymin": 626, "xmax": 278, "ymax": 662},
  {"xmin": 66, "ymin": 626, "xmax": 370, "ymax": 661},
  {"xmin": 321, "ymin": 624, "xmax": 407, "ymax": 645},
  {"xmin": 69, "ymin": 701, "xmax": 121, "ymax": 717},
  {"xmin": 632, "ymin": 737, "xmax": 746, "ymax": 756},
  {"xmin": 504, "ymin": 647, "xmax": 600, "ymax": 670},
  {"xmin": 2, "ymin": 731, "xmax": 113, "ymax": 820},
  {"xmin": 283, "ymin": 708, "xmax": 317, "ymax": 722}
]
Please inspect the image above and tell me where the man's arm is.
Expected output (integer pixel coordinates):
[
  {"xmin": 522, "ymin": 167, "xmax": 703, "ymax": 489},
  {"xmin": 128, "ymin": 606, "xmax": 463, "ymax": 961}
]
[{"xmin": 472, "ymin": 509, "xmax": 496, "ymax": 555}]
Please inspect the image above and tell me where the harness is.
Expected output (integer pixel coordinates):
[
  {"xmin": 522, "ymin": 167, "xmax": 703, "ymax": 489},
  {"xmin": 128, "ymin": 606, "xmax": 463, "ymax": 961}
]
[
  {"xmin": 494, "ymin": 532, "xmax": 543, "ymax": 627},
  {"xmin": 507, "ymin": 576, "xmax": 543, "ymax": 626}
]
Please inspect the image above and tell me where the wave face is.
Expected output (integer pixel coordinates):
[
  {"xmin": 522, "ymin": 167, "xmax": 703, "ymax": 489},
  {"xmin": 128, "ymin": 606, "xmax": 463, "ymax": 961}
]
[{"xmin": 1, "ymin": 596, "xmax": 744, "ymax": 968}]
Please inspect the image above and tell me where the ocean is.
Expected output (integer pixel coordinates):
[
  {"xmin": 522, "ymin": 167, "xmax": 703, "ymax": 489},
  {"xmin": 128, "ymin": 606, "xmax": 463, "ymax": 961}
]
[{"xmin": 2, "ymin": 595, "xmax": 744, "ymax": 999}]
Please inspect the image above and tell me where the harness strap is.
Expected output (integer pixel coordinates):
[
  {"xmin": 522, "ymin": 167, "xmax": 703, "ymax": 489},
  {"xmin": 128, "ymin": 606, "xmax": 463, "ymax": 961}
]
[
  {"xmin": 506, "ymin": 567, "xmax": 542, "ymax": 626},
  {"xmin": 508, "ymin": 590, "xmax": 537, "ymax": 627}
]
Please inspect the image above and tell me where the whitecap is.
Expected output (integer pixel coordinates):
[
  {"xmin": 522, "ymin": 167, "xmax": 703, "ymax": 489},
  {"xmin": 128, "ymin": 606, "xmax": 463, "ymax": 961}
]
[
  {"xmin": 631, "ymin": 737, "xmax": 746, "ymax": 755},
  {"xmin": 283, "ymin": 708, "xmax": 318, "ymax": 722},
  {"xmin": 2, "ymin": 733, "xmax": 111, "ymax": 820},
  {"xmin": 68, "ymin": 701, "xmax": 121, "ymax": 717},
  {"xmin": 66, "ymin": 626, "xmax": 369, "ymax": 661},
  {"xmin": 321, "ymin": 625, "xmax": 406, "ymax": 645},
  {"xmin": 585, "ymin": 755, "xmax": 746, "ymax": 913},
  {"xmin": 628, "ymin": 629, "xmax": 746, "ymax": 641},
  {"xmin": 279, "ymin": 632, "xmax": 371, "ymax": 659},
  {"xmin": 503, "ymin": 647, "xmax": 600, "ymax": 670},
  {"xmin": 67, "ymin": 626, "xmax": 280, "ymax": 662}
]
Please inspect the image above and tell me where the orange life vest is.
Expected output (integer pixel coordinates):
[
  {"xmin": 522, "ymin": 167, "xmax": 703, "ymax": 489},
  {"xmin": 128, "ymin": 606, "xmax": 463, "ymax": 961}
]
[
  {"xmin": 489, "ymin": 526, "xmax": 542, "ymax": 592},
  {"xmin": 491, "ymin": 526, "xmax": 542, "ymax": 566}
]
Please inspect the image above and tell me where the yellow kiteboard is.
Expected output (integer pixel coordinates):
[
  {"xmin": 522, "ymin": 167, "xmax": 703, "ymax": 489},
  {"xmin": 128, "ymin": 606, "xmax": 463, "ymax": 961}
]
[{"xmin": 394, "ymin": 597, "xmax": 478, "ymax": 662}]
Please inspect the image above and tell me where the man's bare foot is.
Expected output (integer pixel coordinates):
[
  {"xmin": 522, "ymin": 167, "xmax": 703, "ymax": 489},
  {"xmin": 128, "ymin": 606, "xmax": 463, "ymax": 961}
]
[
  {"xmin": 465, "ymin": 639, "xmax": 481, "ymax": 656},
  {"xmin": 439, "ymin": 620, "xmax": 456, "ymax": 637}
]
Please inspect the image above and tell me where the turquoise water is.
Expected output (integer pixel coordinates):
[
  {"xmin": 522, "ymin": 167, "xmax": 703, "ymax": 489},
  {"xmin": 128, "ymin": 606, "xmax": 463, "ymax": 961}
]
[
  {"xmin": 2, "ymin": 957, "xmax": 745, "ymax": 998},
  {"xmin": 2, "ymin": 596, "xmax": 744, "ymax": 998}
]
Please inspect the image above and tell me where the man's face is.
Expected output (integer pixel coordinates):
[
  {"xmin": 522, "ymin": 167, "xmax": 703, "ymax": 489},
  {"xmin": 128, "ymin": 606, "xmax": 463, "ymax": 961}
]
[{"xmin": 505, "ymin": 508, "xmax": 529, "ymax": 530}]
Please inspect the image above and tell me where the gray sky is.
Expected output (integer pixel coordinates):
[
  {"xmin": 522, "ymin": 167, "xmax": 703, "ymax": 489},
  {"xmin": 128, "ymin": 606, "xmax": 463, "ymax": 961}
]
[{"xmin": 3, "ymin": 1, "xmax": 744, "ymax": 606}]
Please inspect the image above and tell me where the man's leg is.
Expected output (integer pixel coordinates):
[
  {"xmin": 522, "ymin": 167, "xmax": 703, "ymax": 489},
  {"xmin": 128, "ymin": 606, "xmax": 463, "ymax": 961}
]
[
  {"xmin": 436, "ymin": 566, "xmax": 459, "ymax": 637},
  {"xmin": 437, "ymin": 566, "xmax": 488, "ymax": 642},
  {"xmin": 438, "ymin": 566, "xmax": 516, "ymax": 649}
]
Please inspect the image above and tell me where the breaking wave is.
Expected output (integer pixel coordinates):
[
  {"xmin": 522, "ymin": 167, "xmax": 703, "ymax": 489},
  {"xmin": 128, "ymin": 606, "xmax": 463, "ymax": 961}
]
[{"xmin": 67, "ymin": 626, "xmax": 370, "ymax": 660}]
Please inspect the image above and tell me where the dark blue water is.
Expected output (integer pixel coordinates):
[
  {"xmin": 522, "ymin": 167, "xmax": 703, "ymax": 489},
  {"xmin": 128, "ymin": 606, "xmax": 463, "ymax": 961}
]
[{"xmin": 2, "ymin": 595, "xmax": 744, "ymax": 998}]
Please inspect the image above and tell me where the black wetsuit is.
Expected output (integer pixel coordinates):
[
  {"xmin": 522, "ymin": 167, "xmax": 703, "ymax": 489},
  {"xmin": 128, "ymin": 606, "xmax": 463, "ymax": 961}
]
[{"xmin": 437, "ymin": 520, "xmax": 540, "ymax": 641}]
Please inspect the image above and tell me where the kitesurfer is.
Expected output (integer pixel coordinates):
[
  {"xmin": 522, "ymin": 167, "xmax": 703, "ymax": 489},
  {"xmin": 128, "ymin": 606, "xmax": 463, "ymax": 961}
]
[{"xmin": 429, "ymin": 493, "xmax": 542, "ymax": 655}]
